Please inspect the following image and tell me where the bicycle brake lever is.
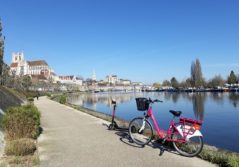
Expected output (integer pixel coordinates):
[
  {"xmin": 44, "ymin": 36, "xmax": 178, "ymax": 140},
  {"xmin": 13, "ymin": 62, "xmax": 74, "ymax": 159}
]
[{"xmin": 155, "ymin": 99, "xmax": 163, "ymax": 103}]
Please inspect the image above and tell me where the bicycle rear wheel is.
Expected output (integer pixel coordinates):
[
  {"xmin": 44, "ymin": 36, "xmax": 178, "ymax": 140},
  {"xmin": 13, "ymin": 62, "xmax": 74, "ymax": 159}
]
[
  {"xmin": 128, "ymin": 117, "xmax": 153, "ymax": 146},
  {"xmin": 172, "ymin": 132, "xmax": 203, "ymax": 157}
]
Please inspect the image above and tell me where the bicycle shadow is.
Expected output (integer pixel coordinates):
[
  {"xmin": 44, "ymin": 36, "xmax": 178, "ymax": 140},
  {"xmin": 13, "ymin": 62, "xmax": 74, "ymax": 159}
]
[
  {"xmin": 102, "ymin": 122, "xmax": 180, "ymax": 156},
  {"xmin": 113, "ymin": 128, "xmax": 180, "ymax": 156},
  {"xmin": 115, "ymin": 131, "xmax": 145, "ymax": 148},
  {"xmin": 149, "ymin": 140, "xmax": 179, "ymax": 156}
]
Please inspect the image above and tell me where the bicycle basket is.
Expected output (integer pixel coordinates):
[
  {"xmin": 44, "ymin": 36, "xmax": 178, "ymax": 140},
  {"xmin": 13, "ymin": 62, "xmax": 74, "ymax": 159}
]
[{"xmin": 135, "ymin": 98, "xmax": 149, "ymax": 111}]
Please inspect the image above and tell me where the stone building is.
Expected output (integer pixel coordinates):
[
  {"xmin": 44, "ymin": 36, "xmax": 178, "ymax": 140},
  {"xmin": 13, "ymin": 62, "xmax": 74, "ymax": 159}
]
[
  {"xmin": 10, "ymin": 52, "xmax": 54, "ymax": 80},
  {"xmin": 58, "ymin": 75, "xmax": 83, "ymax": 86},
  {"xmin": 106, "ymin": 75, "xmax": 118, "ymax": 85}
]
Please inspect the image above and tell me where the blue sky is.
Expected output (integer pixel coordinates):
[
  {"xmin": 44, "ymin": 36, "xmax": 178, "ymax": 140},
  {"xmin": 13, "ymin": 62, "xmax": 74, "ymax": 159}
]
[{"xmin": 1, "ymin": 0, "xmax": 239, "ymax": 83}]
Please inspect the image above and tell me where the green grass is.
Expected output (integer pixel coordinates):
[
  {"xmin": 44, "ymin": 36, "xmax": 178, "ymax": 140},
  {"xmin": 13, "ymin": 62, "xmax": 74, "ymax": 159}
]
[
  {"xmin": 198, "ymin": 146, "xmax": 239, "ymax": 167},
  {"xmin": 59, "ymin": 95, "xmax": 67, "ymax": 104},
  {"xmin": 228, "ymin": 154, "xmax": 239, "ymax": 167},
  {"xmin": 32, "ymin": 156, "xmax": 40, "ymax": 166},
  {"xmin": 46, "ymin": 92, "xmax": 51, "ymax": 97}
]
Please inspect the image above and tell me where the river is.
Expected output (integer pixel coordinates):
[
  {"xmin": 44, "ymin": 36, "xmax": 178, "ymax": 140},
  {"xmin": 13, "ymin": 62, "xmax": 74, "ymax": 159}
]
[{"xmin": 68, "ymin": 91, "xmax": 239, "ymax": 153}]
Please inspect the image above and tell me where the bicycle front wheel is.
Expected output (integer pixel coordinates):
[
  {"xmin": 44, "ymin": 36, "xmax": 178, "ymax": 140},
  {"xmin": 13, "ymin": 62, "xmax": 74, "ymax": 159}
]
[
  {"xmin": 128, "ymin": 117, "xmax": 153, "ymax": 146},
  {"xmin": 172, "ymin": 133, "xmax": 204, "ymax": 157}
]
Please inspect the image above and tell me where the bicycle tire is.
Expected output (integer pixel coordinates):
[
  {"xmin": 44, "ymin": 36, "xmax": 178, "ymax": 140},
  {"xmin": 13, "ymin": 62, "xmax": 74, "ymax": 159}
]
[
  {"xmin": 172, "ymin": 133, "xmax": 204, "ymax": 157},
  {"xmin": 128, "ymin": 117, "xmax": 153, "ymax": 146}
]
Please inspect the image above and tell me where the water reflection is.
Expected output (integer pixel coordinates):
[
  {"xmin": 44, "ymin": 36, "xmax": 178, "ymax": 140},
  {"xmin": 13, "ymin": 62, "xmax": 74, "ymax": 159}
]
[
  {"xmin": 192, "ymin": 93, "xmax": 206, "ymax": 120},
  {"xmin": 68, "ymin": 92, "xmax": 239, "ymax": 120},
  {"xmin": 164, "ymin": 92, "xmax": 180, "ymax": 103},
  {"xmin": 68, "ymin": 92, "xmax": 137, "ymax": 109},
  {"xmin": 229, "ymin": 93, "xmax": 239, "ymax": 108},
  {"xmin": 209, "ymin": 93, "xmax": 224, "ymax": 105},
  {"xmin": 161, "ymin": 92, "xmax": 206, "ymax": 120}
]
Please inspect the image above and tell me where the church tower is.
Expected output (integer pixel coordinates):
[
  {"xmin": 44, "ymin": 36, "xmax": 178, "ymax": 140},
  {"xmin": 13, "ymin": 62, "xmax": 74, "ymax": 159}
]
[
  {"xmin": 12, "ymin": 52, "xmax": 24, "ymax": 63},
  {"xmin": 92, "ymin": 70, "xmax": 96, "ymax": 81}
]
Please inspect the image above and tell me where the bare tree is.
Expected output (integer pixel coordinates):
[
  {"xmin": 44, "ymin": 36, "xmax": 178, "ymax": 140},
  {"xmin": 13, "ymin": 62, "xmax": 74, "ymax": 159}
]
[
  {"xmin": 191, "ymin": 59, "xmax": 204, "ymax": 88},
  {"xmin": 162, "ymin": 80, "xmax": 171, "ymax": 87},
  {"xmin": 21, "ymin": 75, "xmax": 32, "ymax": 91},
  {"xmin": 152, "ymin": 82, "xmax": 161, "ymax": 89},
  {"xmin": 207, "ymin": 75, "xmax": 225, "ymax": 88}
]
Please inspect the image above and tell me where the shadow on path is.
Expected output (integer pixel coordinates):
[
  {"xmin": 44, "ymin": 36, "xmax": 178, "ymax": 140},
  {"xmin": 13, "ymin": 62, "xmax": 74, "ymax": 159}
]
[{"xmin": 102, "ymin": 123, "xmax": 180, "ymax": 157}]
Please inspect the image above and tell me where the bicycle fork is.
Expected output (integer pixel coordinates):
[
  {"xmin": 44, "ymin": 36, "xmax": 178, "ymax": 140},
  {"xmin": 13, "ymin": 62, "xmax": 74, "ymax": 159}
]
[{"xmin": 138, "ymin": 117, "xmax": 146, "ymax": 133}]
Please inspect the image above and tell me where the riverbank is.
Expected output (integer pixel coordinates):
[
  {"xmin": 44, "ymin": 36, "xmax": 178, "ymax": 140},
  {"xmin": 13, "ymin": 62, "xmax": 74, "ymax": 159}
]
[
  {"xmin": 35, "ymin": 96, "xmax": 216, "ymax": 167},
  {"xmin": 54, "ymin": 95, "xmax": 239, "ymax": 167},
  {"xmin": 66, "ymin": 91, "xmax": 239, "ymax": 152}
]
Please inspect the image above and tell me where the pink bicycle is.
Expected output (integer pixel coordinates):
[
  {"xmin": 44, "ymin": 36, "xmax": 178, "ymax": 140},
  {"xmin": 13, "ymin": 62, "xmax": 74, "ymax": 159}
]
[{"xmin": 129, "ymin": 98, "xmax": 204, "ymax": 157}]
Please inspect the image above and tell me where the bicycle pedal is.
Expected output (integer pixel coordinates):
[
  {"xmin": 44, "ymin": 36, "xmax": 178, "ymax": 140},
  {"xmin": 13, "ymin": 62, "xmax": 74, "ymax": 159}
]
[
  {"xmin": 162, "ymin": 135, "xmax": 169, "ymax": 144},
  {"xmin": 162, "ymin": 138, "xmax": 167, "ymax": 144}
]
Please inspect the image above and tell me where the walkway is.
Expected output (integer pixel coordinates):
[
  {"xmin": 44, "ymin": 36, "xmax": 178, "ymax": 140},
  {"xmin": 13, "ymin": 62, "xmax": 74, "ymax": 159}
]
[{"xmin": 35, "ymin": 96, "xmax": 216, "ymax": 167}]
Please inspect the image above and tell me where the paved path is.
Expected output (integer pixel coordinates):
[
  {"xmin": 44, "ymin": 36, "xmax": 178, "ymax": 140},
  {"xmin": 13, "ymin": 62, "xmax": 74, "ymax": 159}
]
[{"xmin": 35, "ymin": 97, "xmax": 217, "ymax": 167}]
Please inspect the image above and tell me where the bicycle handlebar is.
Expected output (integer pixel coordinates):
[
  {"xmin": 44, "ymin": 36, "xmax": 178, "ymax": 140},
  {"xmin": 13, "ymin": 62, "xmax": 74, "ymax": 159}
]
[
  {"xmin": 154, "ymin": 99, "xmax": 163, "ymax": 103},
  {"xmin": 148, "ymin": 98, "xmax": 163, "ymax": 103}
]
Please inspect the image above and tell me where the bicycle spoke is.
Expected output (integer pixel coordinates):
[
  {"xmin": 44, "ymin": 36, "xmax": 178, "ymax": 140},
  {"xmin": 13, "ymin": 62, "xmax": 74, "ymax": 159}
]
[{"xmin": 129, "ymin": 117, "xmax": 153, "ymax": 146}]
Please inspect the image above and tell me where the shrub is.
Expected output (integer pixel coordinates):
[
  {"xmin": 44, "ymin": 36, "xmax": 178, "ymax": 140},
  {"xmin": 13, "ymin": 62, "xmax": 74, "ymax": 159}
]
[
  {"xmin": 27, "ymin": 97, "xmax": 34, "ymax": 103},
  {"xmin": 2, "ymin": 105, "xmax": 41, "ymax": 140},
  {"xmin": 59, "ymin": 95, "xmax": 66, "ymax": 104},
  {"xmin": 5, "ymin": 138, "xmax": 36, "ymax": 156},
  {"xmin": 46, "ymin": 92, "xmax": 51, "ymax": 97},
  {"xmin": 199, "ymin": 146, "xmax": 239, "ymax": 167},
  {"xmin": 228, "ymin": 154, "xmax": 239, "ymax": 167},
  {"xmin": 25, "ymin": 91, "xmax": 38, "ymax": 98}
]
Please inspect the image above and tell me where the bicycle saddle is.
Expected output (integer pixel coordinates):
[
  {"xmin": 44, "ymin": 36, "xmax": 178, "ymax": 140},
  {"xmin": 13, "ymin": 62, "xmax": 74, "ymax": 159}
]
[
  {"xmin": 112, "ymin": 100, "xmax": 116, "ymax": 105},
  {"xmin": 169, "ymin": 110, "xmax": 182, "ymax": 117}
]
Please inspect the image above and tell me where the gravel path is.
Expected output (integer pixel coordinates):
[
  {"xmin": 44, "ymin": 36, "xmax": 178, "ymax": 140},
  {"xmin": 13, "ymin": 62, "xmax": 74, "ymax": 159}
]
[{"xmin": 35, "ymin": 96, "xmax": 217, "ymax": 167}]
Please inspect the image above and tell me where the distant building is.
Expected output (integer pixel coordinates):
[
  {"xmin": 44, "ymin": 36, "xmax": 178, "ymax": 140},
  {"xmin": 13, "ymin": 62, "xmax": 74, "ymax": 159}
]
[
  {"xmin": 58, "ymin": 75, "xmax": 83, "ymax": 86},
  {"xmin": 106, "ymin": 75, "xmax": 118, "ymax": 85},
  {"xmin": 10, "ymin": 52, "xmax": 54, "ymax": 80},
  {"xmin": 119, "ymin": 79, "xmax": 131, "ymax": 86},
  {"xmin": 132, "ymin": 82, "xmax": 143, "ymax": 86},
  {"xmin": 98, "ymin": 80, "xmax": 108, "ymax": 86},
  {"xmin": 92, "ymin": 70, "xmax": 96, "ymax": 81}
]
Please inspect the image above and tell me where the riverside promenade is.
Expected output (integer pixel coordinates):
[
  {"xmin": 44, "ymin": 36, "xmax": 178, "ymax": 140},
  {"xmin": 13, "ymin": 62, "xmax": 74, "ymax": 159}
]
[{"xmin": 35, "ymin": 97, "xmax": 216, "ymax": 167}]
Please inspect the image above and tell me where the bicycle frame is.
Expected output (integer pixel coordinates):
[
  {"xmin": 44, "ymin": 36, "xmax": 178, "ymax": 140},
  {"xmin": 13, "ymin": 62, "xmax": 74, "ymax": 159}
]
[
  {"xmin": 112, "ymin": 103, "xmax": 116, "ymax": 121},
  {"xmin": 146, "ymin": 105, "xmax": 202, "ymax": 143}
]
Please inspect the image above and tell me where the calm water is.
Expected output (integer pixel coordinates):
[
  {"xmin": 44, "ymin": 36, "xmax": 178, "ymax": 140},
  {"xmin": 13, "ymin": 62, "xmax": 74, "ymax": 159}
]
[{"xmin": 68, "ymin": 92, "xmax": 239, "ymax": 153}]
